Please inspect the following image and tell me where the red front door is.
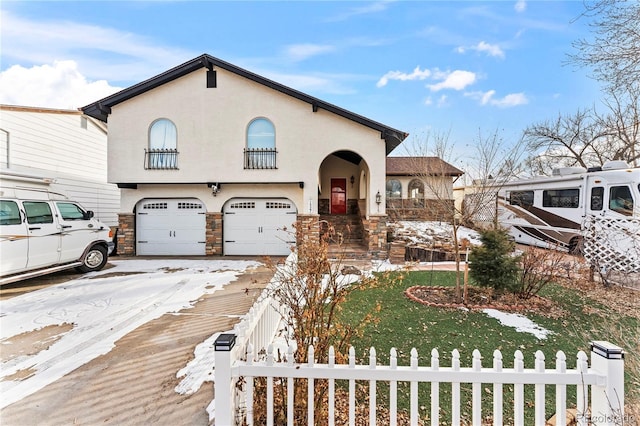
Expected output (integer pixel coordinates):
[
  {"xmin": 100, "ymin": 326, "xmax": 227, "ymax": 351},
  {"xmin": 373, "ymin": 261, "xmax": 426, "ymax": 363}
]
[{"xmin": 330, "ymin": 178, "xmax": 347, "ymax": 214}]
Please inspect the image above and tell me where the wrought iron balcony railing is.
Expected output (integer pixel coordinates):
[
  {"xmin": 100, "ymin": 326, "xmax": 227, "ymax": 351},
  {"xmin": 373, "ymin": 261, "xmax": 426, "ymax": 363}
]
[
  {"xmin": 145, "ymin": 149, "xmax": 179, "ymax": 170},
  {"xmin": 244, "ymin": 148, "xmax": 277, "ymax": 169}
]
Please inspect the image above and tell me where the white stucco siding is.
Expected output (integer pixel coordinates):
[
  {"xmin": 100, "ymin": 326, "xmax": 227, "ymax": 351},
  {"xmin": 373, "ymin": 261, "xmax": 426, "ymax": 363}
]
[
  {"xmin": 107, "ymin": 68, "xmax": 388, "ymax": 210},
  {"xmin": 119, "ymin": 183, "xmax": 304, "ymax": 215},
  {"xmin": 318, "ymin": 156, "xmax": 369, "ymax": 201},
  {"xmin": 106, "ymin": 68, "xmax": 390, "ymax": 217}
]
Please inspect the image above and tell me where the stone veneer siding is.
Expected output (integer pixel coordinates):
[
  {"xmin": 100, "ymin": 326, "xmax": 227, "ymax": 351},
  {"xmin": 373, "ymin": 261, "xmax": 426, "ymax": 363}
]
[
  {"xmin": 386, "ymin": 199, "xmax": 454, "ymax": 222},
  {"xmin": 362, "ymin": 215, "xmax": 388, "ymax": 260},
  {"xmin": 205, "ymin": 212, "xmax": 223, "ymax": 255},
  {"xmin": 296, "ymin": 214, "xmax": 320, "ymax": 245},
  {"xmin": 117, "ymin": 213, "xmax": 135, "ymax": 256}
]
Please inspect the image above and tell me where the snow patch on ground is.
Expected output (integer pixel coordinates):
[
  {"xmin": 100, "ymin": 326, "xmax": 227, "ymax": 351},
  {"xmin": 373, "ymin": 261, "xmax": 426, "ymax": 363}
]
[
  {"xmin": 482, "ymin": 308, "xmax": 553, "ymax": 340},
  {"xmin": 0, "ymin": 259, "xmax": 260, "ymax": 409},
  {"xmin": 391, "ymin": 220, "xmax": 482, "ymax": 246},
  {"xmin": 175, "ymin": 332, "xmax": 221, "ymax": 395}
]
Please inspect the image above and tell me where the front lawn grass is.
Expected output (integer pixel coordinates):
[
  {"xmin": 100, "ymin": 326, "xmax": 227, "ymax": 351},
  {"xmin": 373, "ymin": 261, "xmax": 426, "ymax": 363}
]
[{"xmin": 338, "ymin": 270, "xmax": 638, "ymax": 425}]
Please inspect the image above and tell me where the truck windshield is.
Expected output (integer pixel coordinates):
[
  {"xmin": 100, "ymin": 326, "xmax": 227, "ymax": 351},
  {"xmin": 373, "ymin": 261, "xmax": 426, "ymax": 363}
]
[{"xmin": 609, "ymin": 186, "xmax": 634, "ymax": 216}]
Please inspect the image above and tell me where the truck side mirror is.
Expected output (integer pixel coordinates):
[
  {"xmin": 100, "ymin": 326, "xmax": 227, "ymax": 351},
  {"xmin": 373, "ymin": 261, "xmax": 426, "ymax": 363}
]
[{"xmin": 84, "ymin": 210, "xmax": 95, "ymax": 220}]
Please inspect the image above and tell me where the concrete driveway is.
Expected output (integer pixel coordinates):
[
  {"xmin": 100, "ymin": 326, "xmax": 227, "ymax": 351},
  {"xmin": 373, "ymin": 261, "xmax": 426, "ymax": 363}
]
[{"xmin": 0, "ymin": 258, "xmax": 275, "ymax": 425}]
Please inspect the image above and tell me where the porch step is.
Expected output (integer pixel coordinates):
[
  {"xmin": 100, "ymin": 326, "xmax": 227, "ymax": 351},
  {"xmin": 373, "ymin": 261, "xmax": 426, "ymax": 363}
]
[
  {"xmin": 320, "ymin": 214, "xmax": 364, "ymax": 244},
  {"xmin": 327, "ymin": 242, "xmax": 370, "ymax": 260}
]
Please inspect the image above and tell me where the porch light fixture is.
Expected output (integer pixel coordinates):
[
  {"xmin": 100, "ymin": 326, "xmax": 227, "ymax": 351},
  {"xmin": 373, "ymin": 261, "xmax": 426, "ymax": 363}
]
[
  {"xmin": 375, "ymin": 191, "xmax": 381, "ymax": 205},
  {"xmin": 350, "ymin": 175, "xmax": 355, "ymax": 187},
  {"xmin": 208, "ymin": 182, "xmax": 221, "ymax": 197}
]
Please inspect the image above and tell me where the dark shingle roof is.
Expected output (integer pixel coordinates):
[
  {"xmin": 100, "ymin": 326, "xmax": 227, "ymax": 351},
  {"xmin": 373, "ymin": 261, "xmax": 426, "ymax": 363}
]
[
  {"xmin": 386, "ymin": 156, "xmax": 464, "ymax": 176},
  {"xmin": 81, "ymin": 54, "xmax": 408, "ymax": 154}
]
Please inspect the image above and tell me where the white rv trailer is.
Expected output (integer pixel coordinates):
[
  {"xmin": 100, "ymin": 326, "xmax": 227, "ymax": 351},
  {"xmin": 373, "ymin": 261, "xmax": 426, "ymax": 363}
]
[{"xmin": 497, "ymin": 161, "xmax": 640, "ymax": 254}]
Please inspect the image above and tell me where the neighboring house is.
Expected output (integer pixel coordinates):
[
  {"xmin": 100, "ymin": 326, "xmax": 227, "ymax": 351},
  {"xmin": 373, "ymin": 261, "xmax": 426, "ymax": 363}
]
[
  {"xmin": 0, "ymin": 105, "xmax": 120, "ymax": 227},
  {"xmin": 385, "ymin": 156, "xmax": 463, "ymax": 221},
  {"xmin": 81, "ymin": 54, "xmax": 408, "ymax": 258}
]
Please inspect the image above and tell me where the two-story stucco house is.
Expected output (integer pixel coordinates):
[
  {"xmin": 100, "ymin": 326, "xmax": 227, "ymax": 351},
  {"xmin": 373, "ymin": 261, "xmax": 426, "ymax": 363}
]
[{"xmin": 82, "ymin": 54, "xmax": 408, "ymax": 258}]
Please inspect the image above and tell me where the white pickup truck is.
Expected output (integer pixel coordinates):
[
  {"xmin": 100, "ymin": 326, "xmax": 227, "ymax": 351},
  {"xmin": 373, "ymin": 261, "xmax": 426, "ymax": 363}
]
[{"xmin": 0, "ymin": 188, "xmax": 114, "ymax": 285}]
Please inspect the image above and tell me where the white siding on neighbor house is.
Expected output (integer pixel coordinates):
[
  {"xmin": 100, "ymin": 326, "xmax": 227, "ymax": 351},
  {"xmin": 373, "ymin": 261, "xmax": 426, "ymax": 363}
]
[
  {"xmin": 0, "ymin": 106, "xmax": 120, "ymax": 226},
  {"xmin": 49, "ymin": 175, "xmax": 120, "ymax": 227},
  {"xmin": 0, "ymin": 108, "xmax": 108, "ymax": 180},
  {"xmin": 0, "ymin": 128, "xmax": 8, "ymax": 168}
]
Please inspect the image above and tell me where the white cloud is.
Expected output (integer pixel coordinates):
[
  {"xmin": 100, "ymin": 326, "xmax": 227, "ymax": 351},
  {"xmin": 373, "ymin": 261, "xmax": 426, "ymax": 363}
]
[
  {"xmin": 284, "ymin": 44, "xmax": 336, "ymax": 62},
  {"xmin": 326, "ymin": 1, "xmax": 393, "ymax": 22},
  {"xmin": 0, "ymin": 61, "xmax": 122, "ymax": 109},
  {"xmin": 0, "ymin": 10, "xmax": 195, "ymax": 83},
  {"xmin": 481, "ymin": 90, "xmax": 496, "ymax": 105},
  {"xmin": 494, "ymin": 92, "xmax": 529, "ymax": 107},
  {"xmin": 457, "ymin": 41, "xmax": 505, "ymax": 59},
  {"xmin": 475, "ymin": 41, "xmax": 505, "ymax": 58},
  {"xmin": 377, "ymin": 66, "xmax": 432, "ymax": 87},
  {"xmin": 465, "ymin": 90, "xmax": 529, "ymax": 108},
  {"xmin": 427, "ymin": 70, "xmax": 477, "ymax": 92},
  {"xmin": 515, "ymin": 0, "xmax": 527, "ymax": 13},
  {"xmin": 424, "ymin": 95, "xmax": 449, "ymax": 108}
]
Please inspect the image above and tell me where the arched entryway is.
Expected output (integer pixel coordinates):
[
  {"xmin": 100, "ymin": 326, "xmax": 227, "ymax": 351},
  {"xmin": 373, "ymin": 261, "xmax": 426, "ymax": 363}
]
[{"xmin": 318, "ymin": 151, "xmax": 370, "ymax": 247}]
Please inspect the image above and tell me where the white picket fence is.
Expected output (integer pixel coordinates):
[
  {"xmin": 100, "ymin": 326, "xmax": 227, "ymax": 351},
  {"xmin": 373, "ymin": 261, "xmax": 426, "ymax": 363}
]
[{"xmin": 215, "ymin": 337, "xmax": 624, "ymax": 426}]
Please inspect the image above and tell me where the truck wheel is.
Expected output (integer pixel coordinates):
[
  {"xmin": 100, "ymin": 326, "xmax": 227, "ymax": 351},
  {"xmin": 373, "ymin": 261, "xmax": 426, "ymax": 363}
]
[{"xmin": 77, "ymin": 245, "xmax": 108, "ymax": 272}]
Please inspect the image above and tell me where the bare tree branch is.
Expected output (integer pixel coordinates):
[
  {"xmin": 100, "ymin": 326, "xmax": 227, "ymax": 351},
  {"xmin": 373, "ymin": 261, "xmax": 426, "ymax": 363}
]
[
  {"xmin": 399, "ymin": 129, "xmax": 526, "ymax": 302},
  {"xmin": 521, "ymin": 96, "xmax": 639, "ymax": 174},
  {"xmin": 568, "ymin": 0, "xmax": 640, "ymax": 91}
]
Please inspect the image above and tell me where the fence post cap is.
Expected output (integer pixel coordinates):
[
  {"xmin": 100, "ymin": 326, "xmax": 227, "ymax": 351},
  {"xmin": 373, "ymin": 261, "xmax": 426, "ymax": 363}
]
[
  {"xmin": 590, "ymin": 340, "xmax": 624, "ymax": 359},
  {"xmin": 214, "ymin": 333, "xmax": 237, "ymax": 351}
]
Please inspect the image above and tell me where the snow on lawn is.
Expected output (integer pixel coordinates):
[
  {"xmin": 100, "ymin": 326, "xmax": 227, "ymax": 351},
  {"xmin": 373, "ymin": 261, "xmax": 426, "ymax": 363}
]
[
  {"xmin": 482, "ymin": 309, "xmax": 553, "ymax": 340},
  {"xmin": 0, "ymin": 259, "xmax": 260, "ymax": 409}
]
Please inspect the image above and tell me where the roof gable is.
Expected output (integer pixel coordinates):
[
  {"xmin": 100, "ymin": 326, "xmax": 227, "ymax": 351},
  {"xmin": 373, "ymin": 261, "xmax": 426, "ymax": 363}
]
[{"xmin": 81, "ymin": 54, "xmax": 408, "ymax": 154}]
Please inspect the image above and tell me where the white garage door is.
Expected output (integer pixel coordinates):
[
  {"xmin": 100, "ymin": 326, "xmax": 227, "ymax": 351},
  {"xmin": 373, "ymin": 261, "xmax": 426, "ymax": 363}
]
[
  {"xmin": 224, "ymin": 198, "xmax": 297, "ymax": 256},
  {"xmin": 136, "ymin": 199, "xmax": 206, "ymax": 255}
]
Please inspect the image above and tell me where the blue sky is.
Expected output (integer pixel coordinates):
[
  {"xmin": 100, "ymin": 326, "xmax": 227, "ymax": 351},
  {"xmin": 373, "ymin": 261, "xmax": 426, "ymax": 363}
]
[{"xmin": 0, "ymin": 1, "xmax": 603, "ymax": 158}]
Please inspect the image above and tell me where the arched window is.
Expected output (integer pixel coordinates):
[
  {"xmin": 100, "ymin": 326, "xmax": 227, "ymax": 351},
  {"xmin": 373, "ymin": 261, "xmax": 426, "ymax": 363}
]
[
  {"xmin": 146, "ymin": 119, "xmax": 178, "ymax": 169},
  {"xmin": 247, "ymin": 118, "xmax": 275, "ymax": 149},
  {"xmin": 245, "ymin": 118, "xmax": 276, "ymax": 169},
  {"xmin": 386, "ymin": 179, "xmax": 402, "ymax": 199},
  {"xmin": 408, "ymin": 179, "xmax": 425, "ymax": 207},
  {"xmin": 149, "ymin": 119, "xmax": 177, "ymax": 150}
]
